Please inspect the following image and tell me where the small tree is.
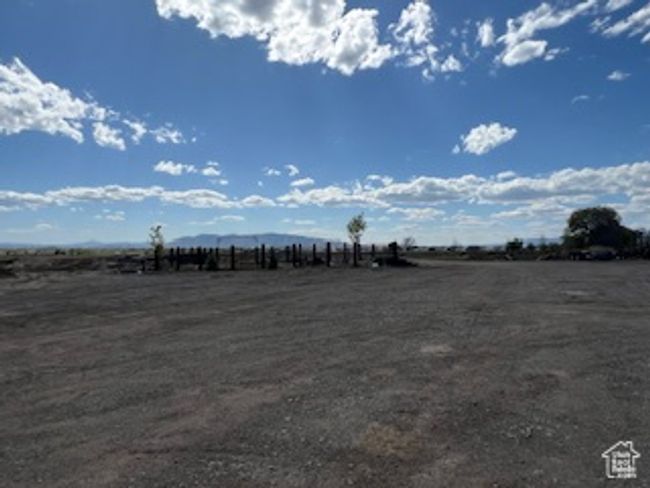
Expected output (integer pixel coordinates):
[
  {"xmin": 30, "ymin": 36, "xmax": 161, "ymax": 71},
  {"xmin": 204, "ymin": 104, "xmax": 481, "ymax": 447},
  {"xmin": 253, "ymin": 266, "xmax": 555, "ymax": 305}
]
[
  {"xmin": 505, "ymin": 238, "xmax": 524, "ymax": 254},
  {"xmin": 347, "ymin": 213, "xmax": 367, "ymax": 245},
  {"xmin": 205, "ymin": 251, "xmax": 219, "ymax": 271},
  {"xmin": 149, "ymin": 225, "xmax": 165, "ymax": 271},
  {"xmin": 539, "ymin": 235, "xmax": 548, "ymax": 253},
  {"xmin": 402, "ymin": 236, "xmax": 416, "ymax": 250}
]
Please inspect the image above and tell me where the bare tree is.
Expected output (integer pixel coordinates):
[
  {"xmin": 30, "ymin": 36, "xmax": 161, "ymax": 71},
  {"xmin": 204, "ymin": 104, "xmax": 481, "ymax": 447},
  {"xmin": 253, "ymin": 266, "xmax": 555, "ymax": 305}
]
[{"xmin": 402, "ymin": 236, "xmax": 416, "ymax": 250}]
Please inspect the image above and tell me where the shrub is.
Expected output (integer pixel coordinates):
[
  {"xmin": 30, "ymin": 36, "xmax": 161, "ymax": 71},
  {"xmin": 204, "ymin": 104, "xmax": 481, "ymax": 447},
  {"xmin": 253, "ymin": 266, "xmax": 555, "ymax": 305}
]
[
  {"xmin": 205, "ymin": 252, "xmax": 219, "ymax": 272},
  {"xmin": 268, "ymin": 249, "xmax": 278, "ymax": 270}
]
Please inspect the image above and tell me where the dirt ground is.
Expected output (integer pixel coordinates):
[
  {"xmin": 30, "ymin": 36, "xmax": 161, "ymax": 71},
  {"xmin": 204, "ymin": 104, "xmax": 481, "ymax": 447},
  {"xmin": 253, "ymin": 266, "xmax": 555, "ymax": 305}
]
[{"xmin": 1, "ymin": 261, "xmax": 649, "ymax": 487}]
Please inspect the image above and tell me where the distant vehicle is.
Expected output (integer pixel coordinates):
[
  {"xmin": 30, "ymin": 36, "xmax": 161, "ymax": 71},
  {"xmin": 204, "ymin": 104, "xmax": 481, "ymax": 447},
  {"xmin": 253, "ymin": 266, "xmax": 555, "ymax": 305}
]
[
  {"xmin": 587, "ymin": 246, "xmax": 617, "ymax": 261},
  {"xmin": 465, "ymin": 246, "xmax": 483, "ymax": 253}
]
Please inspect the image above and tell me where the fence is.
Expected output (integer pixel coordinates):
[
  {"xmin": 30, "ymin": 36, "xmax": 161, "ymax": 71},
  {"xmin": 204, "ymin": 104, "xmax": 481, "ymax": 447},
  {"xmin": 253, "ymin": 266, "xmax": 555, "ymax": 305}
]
[{"xmin": 148, "ymin": 242, "xmax": 400, "ymax": 272}]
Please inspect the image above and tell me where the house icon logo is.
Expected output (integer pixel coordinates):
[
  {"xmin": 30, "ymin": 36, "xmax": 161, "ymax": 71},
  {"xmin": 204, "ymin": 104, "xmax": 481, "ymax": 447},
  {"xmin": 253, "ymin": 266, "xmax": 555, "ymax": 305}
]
[{"xmin": 602, "ymin": 441, "xmax": 640, "ymax": 479}]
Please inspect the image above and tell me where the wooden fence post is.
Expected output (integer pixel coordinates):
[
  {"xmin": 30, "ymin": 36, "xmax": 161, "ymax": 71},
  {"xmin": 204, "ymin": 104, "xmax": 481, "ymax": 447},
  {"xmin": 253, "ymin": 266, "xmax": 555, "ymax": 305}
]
[
  {"xmin": 371, "ymin": 244, "xmax": 376, "ymax": 259},
  {"xmin": 285, "ymin": 246, "xmax": 291, "ymax": 263},
  {"xmin": 176, "ymin": 247, "xmax": 181, "ymax": 271},
  {"xmin": 392, "ymin": 242, "xmax": 398, "ymax": 261},
  {"xmin": 230, "ymin": 245, "xmax": 236, "ymax": 271},
  {"xmin": 353, "ymin": 243, "xmax": 358, "ymax": 267},
  {"xmin": 312, "ymin": 244, "xmax": 317, "ymax": 265},
  {"xmin": 198, "ymin": 247, "xmax": 204, "ymax": 271},
  {"xmin": 261, "ymin": 244, "xmax": 266, "ymax": 269},
  {"xmin": 255, "ymin": 247, "xmax": 260, "ymax": 267},
  {"xmin": 326, "ymin": 242, "xmax": 331, "ymax": 267},
  {"xmin": 298, "ymin": 244, "xmax": 303, "ymax": 267},
  {"xmin": 343, "ymin": 243, "xmax": 348, "ymax": 264},
  {"xmin": 213, "ymin": 248, "xmax": 219, "ymax": 271},
  {"xmin": 292, "ymin": 244, "xmax": 297, "ymax": 268}
]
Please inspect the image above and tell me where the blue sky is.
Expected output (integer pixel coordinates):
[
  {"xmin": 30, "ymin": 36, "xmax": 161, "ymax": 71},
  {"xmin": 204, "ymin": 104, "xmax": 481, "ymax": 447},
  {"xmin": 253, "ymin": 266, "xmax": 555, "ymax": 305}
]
[{"xmin": 1, "ymin": 0, "xmax": 649, "ymax": 245}]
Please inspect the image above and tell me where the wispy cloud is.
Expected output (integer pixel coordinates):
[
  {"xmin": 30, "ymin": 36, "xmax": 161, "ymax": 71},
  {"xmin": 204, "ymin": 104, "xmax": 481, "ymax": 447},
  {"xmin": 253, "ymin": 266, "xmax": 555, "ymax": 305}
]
[
  {"xmin": 153, "ymin": 160, "xmax": 197, "ymax": 176},
  {"xmin": 496, "ymin": 0, "xmax": 597, "ymax": 67},
  {"xmin": 607, "ymin": 69, "xmax": 630, "ymax": 81},
  {"xmin": 571, "ymin": 94, "xmax": 590, "ymax": 104},
  {"xmin": 189, "ymin": 215, "xmax": 245, "ymax": 225},
  {"xmin": 94, "ymin": 209, "xmax": 126, "ymax": 222},
  {"xmin": 290, "ymin": 177, "xmax": 315, "ymax": 188},
  {"xmin": 285, "ymin": 164, "xmax": 300, "ymax": 176}
]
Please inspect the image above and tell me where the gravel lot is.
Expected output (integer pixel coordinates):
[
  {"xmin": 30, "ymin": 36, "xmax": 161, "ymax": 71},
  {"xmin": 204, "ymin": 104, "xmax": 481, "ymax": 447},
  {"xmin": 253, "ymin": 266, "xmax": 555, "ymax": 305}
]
[{"xmin": 1, "ymin": 261, "xmax": 649, "ymax": 487}]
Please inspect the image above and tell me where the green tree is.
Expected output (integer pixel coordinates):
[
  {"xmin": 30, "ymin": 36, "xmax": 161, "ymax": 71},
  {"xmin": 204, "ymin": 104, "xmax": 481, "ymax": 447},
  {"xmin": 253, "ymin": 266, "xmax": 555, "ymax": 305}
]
[
  {"xmin": 347, "ymin": 213, "xmax": 367, "ymax": 245},
  {"xmin": 149, "ymin": 225, "xmax": 165, "ymax": 271},
  {"xmin": 505, "ymin": 238, "xmax": 524, "ymax": 254},
  {"xmin": 563, "ymin": 207, "xmax": 635, "ymax": 250}
]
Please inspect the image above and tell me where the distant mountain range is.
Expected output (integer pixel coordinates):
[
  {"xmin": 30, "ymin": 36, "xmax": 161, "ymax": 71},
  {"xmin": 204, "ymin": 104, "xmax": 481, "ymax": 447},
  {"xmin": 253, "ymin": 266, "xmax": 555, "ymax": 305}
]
[
  {"xmin": 521, "ymin": 237, "xmax": 562, "ymax": 247},
  {"xmin": 0, "ymin": 233, "xmax": 339, "ymax": 250},
  {"xmin": 0, "ymin": 234, "xmax": 561, "ymax": 250},
  {"xmin": 0, "ymin": 240, "xmax": 147, "ymax": 250}
]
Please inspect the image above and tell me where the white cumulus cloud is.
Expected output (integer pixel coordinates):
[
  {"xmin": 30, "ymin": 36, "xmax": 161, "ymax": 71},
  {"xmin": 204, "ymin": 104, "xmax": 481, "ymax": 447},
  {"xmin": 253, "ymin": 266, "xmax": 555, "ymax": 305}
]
[
  {"xmin": 123, "ymin": 119, "xmax": 148, "ymax": 144},
  {"xmin": 389, "ymin": 0, "xmax": 462, "ymax": 79},
  {"xmin": 155, "ymin": 0, "xmax": 393, "ymax": 76},
  {"xmin": 92, "ymin": 122, "xmax": 126, "ymax": 151},
  {"xmin": 202, "ymin": 167, "xmax": 221, "ymax": 177},
  {"xmin": 150, "ymin": 124, "xmax": 185, "ymax": 144},
  {"xmin": 440, "ymin": 54, "xmax": 463, "ymax": 72},
  {"xmin": 0, "ymin": 57, "xmax": 186, "ymax": 149},
  {"xmin": 0, "ymin": 58, "xmax": 105, "ymax": 143},
  {"xmin": 501, "ymin": 39, "xmax": 549, "ymax": 66},
  {"xmin": 201, "ymin": 162, "xmax": 222, "ymax": 177},
  {"xmin": 456, "ymin": 123, "xmax": 518, "ymax": 156}
]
